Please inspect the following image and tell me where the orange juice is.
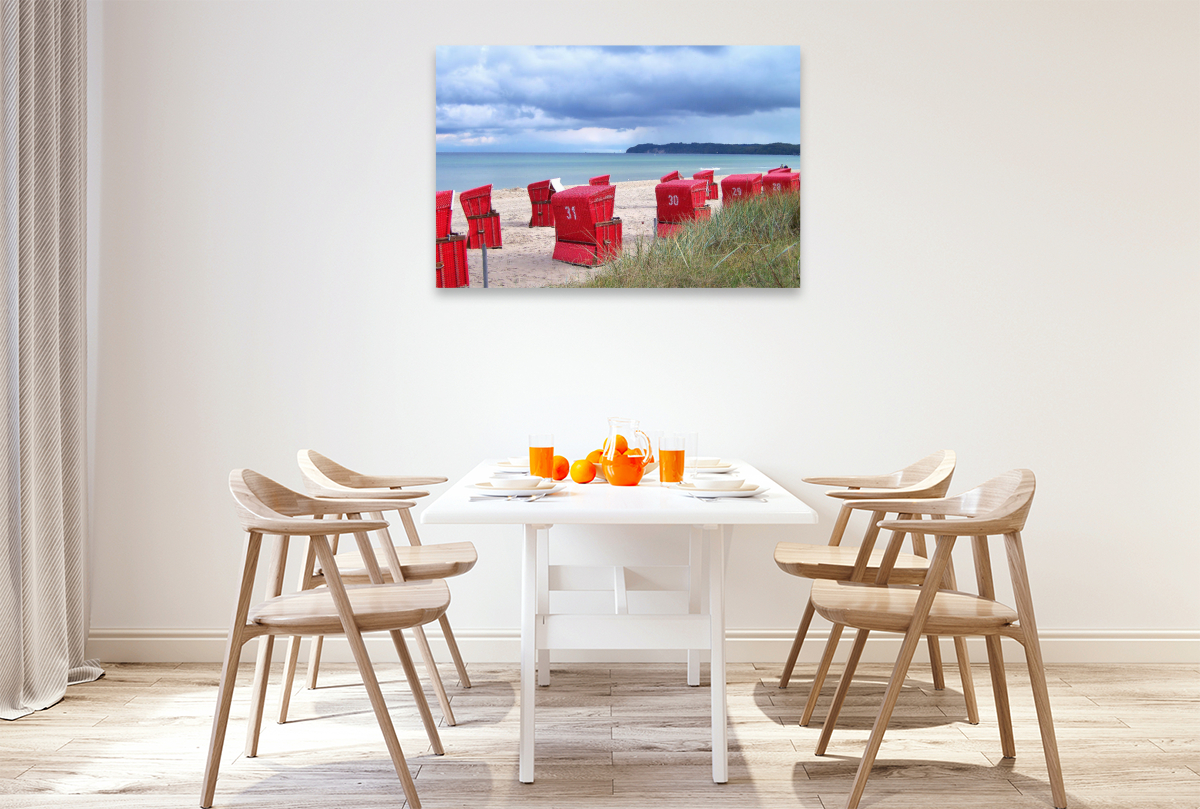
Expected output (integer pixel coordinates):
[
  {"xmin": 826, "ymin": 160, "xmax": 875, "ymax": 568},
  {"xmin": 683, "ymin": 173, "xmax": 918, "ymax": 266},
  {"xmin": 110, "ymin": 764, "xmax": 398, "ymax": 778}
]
[
  {"xmin": 529, "ymin": 445, "xmax": 554, "ymax": 478},
  {"xmin": 659, "ymin": 449, "xmax": 685, "ymax": 483}
]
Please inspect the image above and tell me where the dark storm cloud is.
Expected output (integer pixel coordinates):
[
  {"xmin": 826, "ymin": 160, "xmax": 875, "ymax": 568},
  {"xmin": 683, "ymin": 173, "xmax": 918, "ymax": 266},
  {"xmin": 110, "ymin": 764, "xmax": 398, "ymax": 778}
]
[{"xmin": 436, "ymin": 46, "xmax": 800, "ymax": 140}]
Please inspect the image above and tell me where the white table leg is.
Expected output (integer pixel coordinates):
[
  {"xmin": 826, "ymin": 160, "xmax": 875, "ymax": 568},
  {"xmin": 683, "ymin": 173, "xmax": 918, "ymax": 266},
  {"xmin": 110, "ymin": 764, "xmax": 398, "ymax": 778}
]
[
  {"xmin": 537, "ymin": 526, "xmax": 550, "ymax": 687},
  {"xmin": 520, "ymin": 524, "xmax": 538, "ymax": 783},
  {"xmin": 710, "ymin": 524, "xmax": 730, "ymax": 783},
  {"xmin": 688, "ymin": 527, "xmax": 703, "ymax": 687}
]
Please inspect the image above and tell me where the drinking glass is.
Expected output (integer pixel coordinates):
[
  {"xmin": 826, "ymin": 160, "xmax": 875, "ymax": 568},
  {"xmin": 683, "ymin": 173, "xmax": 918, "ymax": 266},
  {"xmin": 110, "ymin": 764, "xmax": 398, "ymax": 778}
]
[
  {"xmin": 682, "ymin": 432, "xmax": 699, "ymax": 480},
  {"xmin": 529, "ymin": 433, "xmax": 554, "ymax": 478},
  {"xmin": 658, "ymin": 432, "xmax": 686, "ymax": 483}
]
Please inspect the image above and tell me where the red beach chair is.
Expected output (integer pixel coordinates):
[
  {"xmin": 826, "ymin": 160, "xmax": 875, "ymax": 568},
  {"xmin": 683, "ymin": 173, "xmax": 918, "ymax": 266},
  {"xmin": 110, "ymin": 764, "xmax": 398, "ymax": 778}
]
[
  {"xmin": 589, "ymin": 175, "xmax": 610, "ymax": 186},
  {"xmin": 527, "ymin": 179, "xmax": 560, "ymax": 227},
  {"xmin": 719, "ymin": 173, "xmax": 763, "ymax": 204},
  {"xmin": 436, "ymin": 190, "xmax": 453, "ymax": 238},
  {"xmin": 550, "ymin": 185, "xmax": 622, "ymax": 266},
  {"xmin": 692, "ymin": 169, "xmax": 718, "ymax": 200},
  {"xmin": 655, "ymin": 179, "xmax": 711, "ymax": 237},
  {"xmin": 435, "ymin": 234, "xmax": 469, "ymax": 287},
  {"xmin": 460, "ymin": 184, "xmax": 502, "ymax": 250},
  {"xmin": 764, "ymin": 169, "xmax": 800, "ymax": 194}
]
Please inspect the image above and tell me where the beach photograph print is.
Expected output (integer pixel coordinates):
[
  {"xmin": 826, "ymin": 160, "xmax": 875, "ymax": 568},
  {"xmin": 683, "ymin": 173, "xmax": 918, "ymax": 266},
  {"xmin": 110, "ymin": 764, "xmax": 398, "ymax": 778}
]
[{"xmin": 435, "ymin": 46, "xmax": 801, "ymax": 289}]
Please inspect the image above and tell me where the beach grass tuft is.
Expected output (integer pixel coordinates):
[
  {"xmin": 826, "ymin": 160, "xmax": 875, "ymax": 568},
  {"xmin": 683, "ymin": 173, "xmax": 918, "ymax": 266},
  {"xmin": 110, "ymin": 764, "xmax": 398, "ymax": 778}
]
[{"xmin": 558, "ymin": 192, "xmax": 801, "ymax": 288}]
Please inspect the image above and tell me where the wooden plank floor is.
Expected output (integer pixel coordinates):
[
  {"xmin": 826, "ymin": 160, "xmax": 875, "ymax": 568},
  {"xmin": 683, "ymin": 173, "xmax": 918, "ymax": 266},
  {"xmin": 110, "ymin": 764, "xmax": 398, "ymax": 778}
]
[{"xmin": 1, "ymin": 660, "xmax": 1197, "ymax": 808}]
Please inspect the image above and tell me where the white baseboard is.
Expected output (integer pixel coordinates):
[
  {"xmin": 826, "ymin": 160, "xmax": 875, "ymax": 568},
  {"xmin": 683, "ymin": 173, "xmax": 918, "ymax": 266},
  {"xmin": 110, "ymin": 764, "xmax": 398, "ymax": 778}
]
[{"xmin": 87, "ymin": 626, "xmax": 1200, "ymax": 665}]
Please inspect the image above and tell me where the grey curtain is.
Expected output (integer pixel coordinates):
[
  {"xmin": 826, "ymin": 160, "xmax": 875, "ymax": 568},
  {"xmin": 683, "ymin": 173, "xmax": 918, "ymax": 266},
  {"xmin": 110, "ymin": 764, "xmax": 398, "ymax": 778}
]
[{"xmin": 0, "ymin": 0, "xmax": 99, "ymax": 721}]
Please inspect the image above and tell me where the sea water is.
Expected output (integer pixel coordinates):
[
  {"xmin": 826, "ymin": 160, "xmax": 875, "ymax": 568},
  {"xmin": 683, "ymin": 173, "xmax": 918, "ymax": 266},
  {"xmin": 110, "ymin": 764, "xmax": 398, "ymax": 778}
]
[{"xmin": 435, "ymin": 152, "xmax": 798, "ymax": 193}]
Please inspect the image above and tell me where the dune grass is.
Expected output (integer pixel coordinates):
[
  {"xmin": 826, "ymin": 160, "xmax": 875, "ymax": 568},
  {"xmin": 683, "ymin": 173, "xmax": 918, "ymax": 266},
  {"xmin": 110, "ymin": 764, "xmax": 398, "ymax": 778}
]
[{"xmin": 558, "ymin": 192, "xmax": 801, "ymax": 288}]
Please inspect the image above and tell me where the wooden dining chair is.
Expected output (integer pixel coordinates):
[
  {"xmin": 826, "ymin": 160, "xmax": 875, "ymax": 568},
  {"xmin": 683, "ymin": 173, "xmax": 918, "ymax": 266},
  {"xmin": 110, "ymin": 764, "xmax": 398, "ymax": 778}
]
[
  {"xmin": 203, "ymin": 469, "xmax": 450, "ymax": 809},
  {"xmin": 274, "ymin": 450, "xmax": 475, "ymax": 728},
  {"xmin": 809, "ymin": 469, "xmax": 1066, "ymax": 809},
  {"xmin": 775, "ymin": 450, "xmax": 978, "ymax": 727}
]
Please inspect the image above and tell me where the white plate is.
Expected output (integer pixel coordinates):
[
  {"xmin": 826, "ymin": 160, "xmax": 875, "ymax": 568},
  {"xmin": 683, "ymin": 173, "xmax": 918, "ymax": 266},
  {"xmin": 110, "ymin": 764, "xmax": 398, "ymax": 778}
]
[
  {"xmin": 688, "ymin": 465, "xmax": 737, "ymax": 475},
  {"xmin": 495, "ymin": 460, "xmax": 529, "ymax": 470},
  {"xmin": 686, "ymin": 458, "xmax": 733, "ymax": 471},
  {"xmin": 673, "ymin": 482, "xmax": 768, "ymax": 498},
  {"xmin": 472, "ymin": 480, "xmax": 563, "ymax": 496}
]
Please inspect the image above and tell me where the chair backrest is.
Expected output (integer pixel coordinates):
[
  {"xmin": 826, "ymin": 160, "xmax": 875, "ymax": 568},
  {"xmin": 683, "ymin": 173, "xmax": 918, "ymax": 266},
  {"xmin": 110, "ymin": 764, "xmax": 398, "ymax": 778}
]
[
  {"xmin": 827, "ymin": 450, "xmax": 957, "ymax": 502},
  {"xmin": 229, "ymin": 468, "xmax": 395, "ymax": 534},
  {"xmin": 298, "ymin": 450, "xmax": 372, "ymax": 493},
  {"xmin": 940, "ymin": 469, "xmax": 1036, "ymax": 533},
  {"xmin": 296, "ymin": 449, "xmax": 444, "ymax": 498},
  {"xmin": 874, "ymin": 469, "xmax": 1036, "ymax": 537},
  {"xmin": 895, "ymin": 450, "xmax": 956, "ymax": 489},
  {"xmin": 229, "ymin": 468, "xmax": 319, "ymax": 530}
]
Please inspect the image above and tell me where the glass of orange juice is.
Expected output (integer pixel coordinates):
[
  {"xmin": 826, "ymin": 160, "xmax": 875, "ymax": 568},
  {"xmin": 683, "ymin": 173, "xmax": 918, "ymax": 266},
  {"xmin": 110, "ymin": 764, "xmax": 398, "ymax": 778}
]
[
  {"xmin": 658, "ymin": 432, "xmax": 686, "ymax": 483},
  {"xmin": 529, "ymin": 433, "xmax": 554, "ymax": 478}
]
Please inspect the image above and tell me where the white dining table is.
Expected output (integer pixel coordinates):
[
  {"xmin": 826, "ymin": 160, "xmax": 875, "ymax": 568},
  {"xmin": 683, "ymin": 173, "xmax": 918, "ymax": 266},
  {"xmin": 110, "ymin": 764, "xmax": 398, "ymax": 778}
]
[{"xmin": 420, "ymin": 459, "xmax": 818, "ymax": 784}]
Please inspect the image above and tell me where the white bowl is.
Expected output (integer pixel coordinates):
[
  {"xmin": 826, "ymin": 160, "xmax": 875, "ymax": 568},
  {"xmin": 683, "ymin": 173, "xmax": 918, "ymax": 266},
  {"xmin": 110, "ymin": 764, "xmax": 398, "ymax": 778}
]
[
  {"xmin": 508, "ymin": 456, "xmax": 529, "ymax": 466},
  {"xmin": 691, "ymin": 476, "xmax": 745, "ymax": 491},
  {"xmin": 498, "ymin": 476, "xmax": 543, "ymax": 489},
  {"xmin": 688, "ymin": 457, "xmax": 723, "ymax": 468}
]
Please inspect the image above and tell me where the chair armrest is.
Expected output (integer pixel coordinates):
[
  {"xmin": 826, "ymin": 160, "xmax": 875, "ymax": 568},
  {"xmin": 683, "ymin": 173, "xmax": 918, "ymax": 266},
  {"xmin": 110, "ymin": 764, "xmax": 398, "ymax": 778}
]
[
  {"xmin": 828, "ymin": 486, "xmax": 939, "ymax": 501},
  {"xmin": 840, "ymin": 496, "xmax": 957, "ymax": 514},
  {"xmin": 803, "ymin": 474, "xmax": 898, "ymax": 488},
  {"xmin": 308, "ymin": 497, "xmax": 416, "ymax": 516},
  {"xmin": 249, "ymin": 517, "xmax": 389, "ymax": 536},
  {"xmin": 357, "ymin": 474, "xmax": 448, "ymax": 488},
  {"xmin": 310, "ymin": 488, "xmax": 429, "ymax": 500},
  {"xmin": 878, "ymin": 516, "xmax": 1009, "ymax": 537}
]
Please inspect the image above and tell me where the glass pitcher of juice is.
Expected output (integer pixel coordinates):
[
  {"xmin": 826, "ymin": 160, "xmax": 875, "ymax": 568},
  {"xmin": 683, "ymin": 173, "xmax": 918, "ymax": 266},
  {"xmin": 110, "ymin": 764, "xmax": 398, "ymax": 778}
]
[{"xmin": 601, "ymin": 417, "xmax": 655, "ymax": 486}]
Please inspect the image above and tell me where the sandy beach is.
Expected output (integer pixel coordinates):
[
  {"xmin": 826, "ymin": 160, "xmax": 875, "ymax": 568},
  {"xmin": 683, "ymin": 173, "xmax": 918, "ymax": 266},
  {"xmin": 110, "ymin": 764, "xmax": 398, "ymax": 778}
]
[{"xmin": 444, "ymin": 178, "xmax": 727, "ymax": 288}]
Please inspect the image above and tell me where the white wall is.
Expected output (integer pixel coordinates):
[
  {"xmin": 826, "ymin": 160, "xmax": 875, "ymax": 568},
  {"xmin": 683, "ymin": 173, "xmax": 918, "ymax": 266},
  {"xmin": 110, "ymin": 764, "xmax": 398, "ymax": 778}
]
[{"xmin": 87, "ymin": 0, "xmax": 1200, "ymax": 663}]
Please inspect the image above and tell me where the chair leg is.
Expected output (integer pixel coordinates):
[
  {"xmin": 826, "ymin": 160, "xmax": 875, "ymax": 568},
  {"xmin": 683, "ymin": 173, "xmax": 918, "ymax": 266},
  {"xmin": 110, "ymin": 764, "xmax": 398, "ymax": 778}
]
[
  {"xmin": 910, "ymin": 530, "xmax": 947, "ymax": 691},
  {"xmin": 985, "ymin": 634, "xmax": 1015, "ymax": 756},
  {"xmin": 244, "ymin": 635, "xmax": 275, "ymax": 757},
  {"xmin": 953, "ymin": 635, "xmax": 979, "ymax": 724},
  {"xmin": 842, "ymin": 626, "xmax": 924, "ymax": 809},
  {"xmin": 801, "ymin": 622, "xmax": 843, "ymax": 726},
  {"xmin": 283, "ymin": 538, "xmax": 319, "ymax": 710},
  {"xmin": 311, "ymin": 535, "xmax": 424, "ymax": 808},
  {"xmin": 815, "ymin": 628, "xmax": 869, "ymax": 755},
  {"xmin": 840, "ymin": 535, "xmax": 957, "ymax": 809},
  {"xmin": 940, "ymin": 555, "xmax": 979, "ymax": 723},
  {"xmin": 1006, "ymin": 532, "xmax": 1067, "ymax": 809},
  {"xmin": 925, "ymin": 634, "xmax": 946, "ymax": 690},
  {"xmin": 353, "ymin": 631, "xmax": 423, "ymax": 807},
  {"xmin": 412, "ymin": 623, "xmax": 457, "ymax": 726},
  {"xmin": 201, "ymin": 533, "xmax": 262, "ymax": 809},
  {"xmin": 779, "ymin": 597, "xmax": 816, "ymax": 688},
  {"xmin": 200, "ymin": 631, "xmax": 248, "ymax": 808},
  {"xmin": 305, "ymin": 635, "xmax": 324, "ymax": 689},
  {"xmin": 1023, "ymin": 637, "xmax": 1067, "ymax": 808},
  {"xmin": 389, "ymin": 628, "xmax": 445, "ymax": 756},
  {"xmin": 277, "ymin": 634, "xmax": 303, "ymax": 723},
  {"xmin": 439, "ymin": 613, "xmax": 472, "ymax": 688},
  {"xmin": 244, "ymin": 535, "xmax": 288, "ymax": 757}
]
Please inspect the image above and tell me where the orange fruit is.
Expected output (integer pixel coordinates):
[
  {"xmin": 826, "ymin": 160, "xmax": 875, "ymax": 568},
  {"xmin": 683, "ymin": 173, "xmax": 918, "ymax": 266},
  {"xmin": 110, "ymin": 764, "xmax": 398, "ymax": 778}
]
[
  {"xmin": 586, "ymin": 448, "xmax": 604, "ymax": 464},
  {"xmin": 551, "ymin": 455, "xmax": 569, "ymax": 481},
  {"xmin": 602, "ymin": 435, "xmax": 629, "ymax": 455},
  {"xmin": 570, "ymin": 459, "xmax": 597, "ymax": 484},
  {"xmin": 627, "ymin": 448, "xmax": 644, "ymax": 456}
]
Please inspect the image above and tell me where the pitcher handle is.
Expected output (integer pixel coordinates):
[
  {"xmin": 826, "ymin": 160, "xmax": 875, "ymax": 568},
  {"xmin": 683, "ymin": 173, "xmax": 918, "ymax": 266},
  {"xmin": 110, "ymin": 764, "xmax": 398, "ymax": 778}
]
[{"xmin": 635, "ymin": 430, "xmax": 655, "ymax": 463}]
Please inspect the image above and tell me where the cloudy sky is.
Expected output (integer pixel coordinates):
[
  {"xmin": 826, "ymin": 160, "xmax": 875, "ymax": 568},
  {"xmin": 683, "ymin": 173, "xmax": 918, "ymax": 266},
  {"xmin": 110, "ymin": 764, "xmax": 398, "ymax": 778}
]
[{"xmin": 436, "ymin": 46, "xmax": 800, "ymax": 153}]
